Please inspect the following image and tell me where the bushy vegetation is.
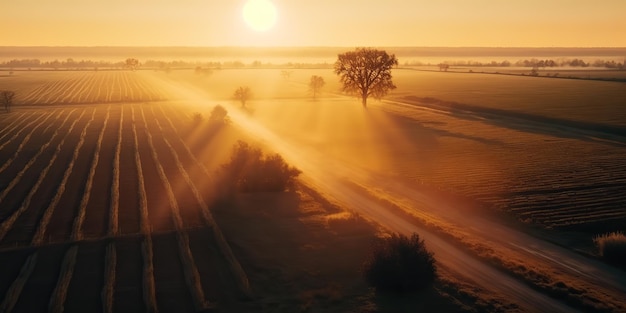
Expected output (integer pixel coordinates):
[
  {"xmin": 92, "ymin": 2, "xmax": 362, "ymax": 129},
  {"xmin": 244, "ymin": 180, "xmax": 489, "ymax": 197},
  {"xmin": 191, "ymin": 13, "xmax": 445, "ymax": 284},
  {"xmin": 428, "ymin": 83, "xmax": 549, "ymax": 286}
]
[
  {"xmin": 220, "ymin": 141, "xmax": 301, "ymax": 193},
  {"xmin": 594, "ymin": 232, "xmax": 626, "ymax": 266},
  {"xmin": 363, "ymin": 233, "xmax": 436, "ymax": 293},
  {"xmin": 192, "ymin": 112, "xmax": 203, "ymax": 125},
  {"xmin": 208, "ymin": 105, "xmax": 229, "ymax": 125}
]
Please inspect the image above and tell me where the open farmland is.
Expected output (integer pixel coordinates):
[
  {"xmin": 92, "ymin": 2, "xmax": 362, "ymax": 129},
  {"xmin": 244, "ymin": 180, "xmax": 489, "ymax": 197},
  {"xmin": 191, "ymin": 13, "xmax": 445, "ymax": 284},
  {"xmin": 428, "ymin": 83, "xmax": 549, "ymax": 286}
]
[
  {"xmin": 7, "ymin": 71, "xmax": 167, "ymax": 105},
  {"xmin": 154, "ymin": 68, "xmax": 626, "ymax": 232},
  {"xmin": 1, "ymin": 67, "xmax": 626, "ymax": 312},
  {"xmin": 0, "ymin": 100, "xmax": 249, "ymax": 312}
]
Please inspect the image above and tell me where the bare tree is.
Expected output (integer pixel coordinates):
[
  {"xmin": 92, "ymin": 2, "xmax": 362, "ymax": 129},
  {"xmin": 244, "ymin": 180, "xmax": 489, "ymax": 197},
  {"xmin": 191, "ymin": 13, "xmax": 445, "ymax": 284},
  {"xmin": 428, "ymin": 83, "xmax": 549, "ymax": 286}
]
[
  {"xmin": 334, "ymin": 48, "xmax": 398, "ymax": 107},
  {"xmin": 233, "ymin": 86, "xmax": 252, "ymax": 108},
  {"xmin": 438, "ymin": 63, "xmax": 449, "ymax": 71},
  {"xmin": 308, "ymin": 75, "xmax": 325, "ymax": 100},
  {"xmin": 1, "ymin": 90, "xmax": 16, "ymax": 112}
]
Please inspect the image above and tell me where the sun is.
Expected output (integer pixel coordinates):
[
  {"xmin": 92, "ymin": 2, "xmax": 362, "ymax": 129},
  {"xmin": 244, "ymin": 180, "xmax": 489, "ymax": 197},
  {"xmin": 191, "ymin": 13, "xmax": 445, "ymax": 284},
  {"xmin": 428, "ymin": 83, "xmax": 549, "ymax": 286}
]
[{"xmin": 242, "ymin": 0, "xmax": 278, "ymax": 32}]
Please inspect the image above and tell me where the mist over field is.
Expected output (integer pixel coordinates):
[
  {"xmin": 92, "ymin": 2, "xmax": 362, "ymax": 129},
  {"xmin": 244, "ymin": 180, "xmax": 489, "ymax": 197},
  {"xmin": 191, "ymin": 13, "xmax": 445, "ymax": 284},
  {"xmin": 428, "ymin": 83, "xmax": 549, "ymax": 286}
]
[{"xmin": 0, "ymin": 46, "xmax": 626, "ymax": 312}]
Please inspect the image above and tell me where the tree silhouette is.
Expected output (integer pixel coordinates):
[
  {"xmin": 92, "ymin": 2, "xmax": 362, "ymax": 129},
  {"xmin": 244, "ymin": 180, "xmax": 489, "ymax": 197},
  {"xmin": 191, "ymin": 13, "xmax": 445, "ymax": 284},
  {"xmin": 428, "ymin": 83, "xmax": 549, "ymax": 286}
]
[
  {"xmin": 334, "ymin": 48, "xmax": 398, "ymax": 107},
  {"xmin": 308, "ymin": 75, "xmax": 325, "ymax": 100},
  {"xmin": 1, "ymin": 90, "xmax": 15, "ymax": 112},
  {"xmin": 125, "ymin": 58, "xmax": 140, "ymax": 71},
  {"xmin": 233, "ymin": 86, "xmax": 252, "ymax": 108},
  {"xmin": 281, "ymin": 70, "xmax": 293, "ymax": 80}
]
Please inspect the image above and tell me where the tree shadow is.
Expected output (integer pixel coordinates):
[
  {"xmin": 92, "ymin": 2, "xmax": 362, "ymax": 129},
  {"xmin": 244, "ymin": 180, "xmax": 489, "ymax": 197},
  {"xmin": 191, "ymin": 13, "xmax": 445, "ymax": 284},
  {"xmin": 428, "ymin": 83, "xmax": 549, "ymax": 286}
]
[{"xmin": 402, "ymin": 96, "xmax": 626, "ymax": 147}]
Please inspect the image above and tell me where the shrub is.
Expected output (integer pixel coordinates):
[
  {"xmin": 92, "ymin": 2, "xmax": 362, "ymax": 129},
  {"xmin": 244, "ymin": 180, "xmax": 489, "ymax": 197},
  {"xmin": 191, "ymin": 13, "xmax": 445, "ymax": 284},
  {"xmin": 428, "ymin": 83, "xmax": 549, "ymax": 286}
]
[
  {"xmin": 363, "ymin": 233, "xmax": 436, "ymax": 293},
  {"xmin": 594, "ymin": 232, "xmax": 626, "ymax": 266},
  {"xmin": 192, "ymin": 112, "xmax": 203, "ymax": 125},
  {"xmin": 221, "ymin": 141, "xmax": 301, "ymax": 193},
  {"xmin": 208, "ymin": 105, "xmax": 229, "ymax": 125}
]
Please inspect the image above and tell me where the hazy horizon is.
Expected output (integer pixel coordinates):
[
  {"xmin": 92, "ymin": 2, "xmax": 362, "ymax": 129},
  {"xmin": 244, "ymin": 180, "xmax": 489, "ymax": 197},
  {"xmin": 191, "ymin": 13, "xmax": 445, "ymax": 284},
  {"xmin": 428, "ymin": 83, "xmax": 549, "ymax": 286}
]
[{"xmin": 2, "ymin": 0, "xmax": 625, "ymax": 47}]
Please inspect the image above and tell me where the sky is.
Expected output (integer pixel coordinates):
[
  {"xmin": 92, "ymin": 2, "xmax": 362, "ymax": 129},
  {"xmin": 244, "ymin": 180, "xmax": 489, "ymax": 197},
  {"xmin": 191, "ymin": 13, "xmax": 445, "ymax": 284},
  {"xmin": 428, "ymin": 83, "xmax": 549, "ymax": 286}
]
[{"xmin": 1, "ymin": 0, "xmax": 625, "ymax": 47}]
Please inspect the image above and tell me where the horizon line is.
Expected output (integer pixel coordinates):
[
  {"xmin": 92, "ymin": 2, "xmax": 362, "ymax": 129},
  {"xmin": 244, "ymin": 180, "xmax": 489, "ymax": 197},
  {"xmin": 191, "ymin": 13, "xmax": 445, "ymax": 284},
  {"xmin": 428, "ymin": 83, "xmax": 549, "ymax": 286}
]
[{"xmin": 2, "ymin": 45, "xmax": 626, "ymax": 49}]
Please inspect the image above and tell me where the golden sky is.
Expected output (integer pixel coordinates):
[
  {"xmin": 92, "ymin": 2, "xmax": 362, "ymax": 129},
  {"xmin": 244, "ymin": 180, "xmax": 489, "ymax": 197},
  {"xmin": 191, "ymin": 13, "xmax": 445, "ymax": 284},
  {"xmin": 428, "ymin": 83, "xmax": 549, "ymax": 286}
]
[{"xmin": 2, "ymin": 0, "xmax": 625, "ymax": 47}]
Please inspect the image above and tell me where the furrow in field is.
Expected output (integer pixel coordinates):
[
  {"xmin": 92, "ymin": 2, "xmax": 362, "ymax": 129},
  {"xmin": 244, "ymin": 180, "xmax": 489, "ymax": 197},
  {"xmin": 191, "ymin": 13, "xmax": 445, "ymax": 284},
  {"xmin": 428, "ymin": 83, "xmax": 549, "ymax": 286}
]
[
  {"xmin": 108, "ymin": 106, "xmax": 123, "ymax": 236},
  {"xmin": 48, "ymin": 246, "xmax": 78, "ymax": 313},
  {"xmin": 72, "ymin": 106, "xmax": 110, "ymax": 241},
  {"xmin": 106, "ymin": 73, "xmax": 114, "ymax": 103},
  {"xmin": 62, "ymin": 73, "xmax": 90, "ymax": 103},
  {"xmin": 30, "ymin": 109, "xmax": 96, "ymax": 245},
  {"xmin": 42, "ymin": 107, "xmax": 102, "ymax": 243},
  {"xmin": 11, "ymin": 244, "xmax": 68, "ymax": 312},
  {"xmin": 115, "ymin": 72, "xmax": 123, "ymax": 102},
  {"xmin": 152, "ymin": 104, "xmax": 251, "ymax": 298},
  {"xmin": 144, "ymin": 107, "xmax": 204, "ymax": 227},
  {"xmin": 0, "ymin": 109, "xmax": 60, "ymax": 174},
  {"xmin": 0, "ymin": 114, "xmax": 76, "ymax": 221},
  {"xmin": 76, "ymin": 72, "xmax": 97, "ymax": 103},
  {"xmin": 137, "ymin": 74, "xmax": 166, "ymax": 101},
  {"xmin": 117, "ymin": 105, "xmax": 141, "ymax": 235},
  {"xmin": 77, "ymin": 72, "xmax": 96, "ymax": 103},
  {"xmin": 112, "ymin": 237, "xmax": 145, "ymax": 312},
  {"xmin": 63, "ymin": 241, "xmax": 107, "ymax": 313},
  {"xmin": 0, "ymin": 252, "xmax": 38, "ymax": 313},
  {"xmin": 101, "ymin": 242, "xmax": 116, "ymax": 313},
  {"xmin": 29, "ymin": 77, "xmax": 65, "ymax": 104},
  {"xmin": 545, "ymin": 210, "xmax": 626, "ymax": 225},
  {"xmin": 93, "ymin": 72, "xmax": 105, "ymax": 103},
  {"xmin": 124, "ymin": 72, "xmax": 133, "ymax": 101},
  {"xmin": 157, "ymin": 105, "xmax": 212, "ymax": 178},
  {"xmin": 130, "ymin": 106, "xmax": 158, "ymax": 312},
  {"xmin": 140, "ymin": 236, "xmax": 158, "ymax": 313},
  {"xmin": 0, "ymin": 110, "xmax": 74, "ymax": 234},
  {"xmin": 68, "ymin": 72, "xmax": 91, "ymax": 103},
  {"xmin": 51, "ymin": 76, "xmax": 81, "ymax": 104},
  {"xmin": 0, "ymin": 109, "xmax": 80, "ymax": 247},
  {"xmin": 80, "ymin": 105, "xmax": 118, "ymax": 239},
  {"xmin": 132, "ymin": 106, "xmax": 174, "ymax": 232},
  {"xmin": 0, "ymin": 111, "xmax": 28, "ymax": 138},
  {"xmin": 520, "ymin": 199, "xmax": 626, "ymax": 218},
  {"xmin": 140, "ymin": 105, "xmax": 209, "ymax": 311},
  {"xmin": 132, "ymin": 107, "xmax": 150, "ymax": 235},
  {"xmin": 0, "ymin": 112, "xmax": 46, "ymax": 152},
  {"xmin": 20, "ymin": 81, "xmax": 47, "ymax": 103}
]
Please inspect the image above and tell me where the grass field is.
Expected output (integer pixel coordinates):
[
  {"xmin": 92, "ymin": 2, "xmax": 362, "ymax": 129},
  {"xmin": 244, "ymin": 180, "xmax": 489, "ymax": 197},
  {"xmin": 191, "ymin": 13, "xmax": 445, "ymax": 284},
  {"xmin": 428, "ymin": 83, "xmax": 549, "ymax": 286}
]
[{"xmin": 1, "ymin": 68, "xmax": 625, "ymax": 311}]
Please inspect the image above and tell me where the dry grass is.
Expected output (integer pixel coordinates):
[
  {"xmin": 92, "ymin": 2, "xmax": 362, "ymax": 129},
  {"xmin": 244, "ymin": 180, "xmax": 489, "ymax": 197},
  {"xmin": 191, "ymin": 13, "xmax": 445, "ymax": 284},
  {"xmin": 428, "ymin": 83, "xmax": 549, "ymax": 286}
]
[{"xmin": 594, "ymin": 232, "xmax": 626, "ymax": 265}]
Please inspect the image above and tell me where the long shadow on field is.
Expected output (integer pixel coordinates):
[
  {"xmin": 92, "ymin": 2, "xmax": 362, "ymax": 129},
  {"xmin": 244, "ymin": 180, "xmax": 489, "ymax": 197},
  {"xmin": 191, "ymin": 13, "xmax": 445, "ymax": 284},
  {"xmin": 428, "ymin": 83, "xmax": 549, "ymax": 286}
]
[
  {"xmin": 401, "ymin": 96, "xmax": 626, "ymax": 147},
  {"xmin": 391, "ymin": 113, "xmax": 505, "ymax": 147}
]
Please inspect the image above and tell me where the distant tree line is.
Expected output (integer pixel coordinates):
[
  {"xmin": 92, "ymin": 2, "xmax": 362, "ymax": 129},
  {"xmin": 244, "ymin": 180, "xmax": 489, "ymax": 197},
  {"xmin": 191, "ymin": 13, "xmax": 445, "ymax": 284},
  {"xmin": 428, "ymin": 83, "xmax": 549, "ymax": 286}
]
[
  {"xmin": 0, "ymin": 58, "xmax": 334, "ymax": 70},
  {"xmin": 407, "ymin": 58, "xmax": 625, "ymax": 69}
]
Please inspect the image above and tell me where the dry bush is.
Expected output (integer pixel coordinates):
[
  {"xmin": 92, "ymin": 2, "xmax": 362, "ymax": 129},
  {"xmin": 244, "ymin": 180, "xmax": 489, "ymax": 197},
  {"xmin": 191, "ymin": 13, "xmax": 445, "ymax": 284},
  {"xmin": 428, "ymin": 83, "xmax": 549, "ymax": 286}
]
[
  {"xmin": 594, "ymin": 231, "xmax": 626, "ymax": 266},
  {"xmin": 363, "ymin": 233, "xmax": 436, "ymax": 293},
  {"xmin": 220, "ymin": 141, "xmax": 301, "ymax": 193}
]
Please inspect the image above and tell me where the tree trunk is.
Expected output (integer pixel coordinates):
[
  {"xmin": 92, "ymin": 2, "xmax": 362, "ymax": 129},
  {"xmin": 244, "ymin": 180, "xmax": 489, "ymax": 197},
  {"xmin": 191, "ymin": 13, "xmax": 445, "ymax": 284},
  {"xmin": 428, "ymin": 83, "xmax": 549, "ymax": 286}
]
[{"xmin": 361, "ymin": 95, "xmax": 367, "ymax": 108}]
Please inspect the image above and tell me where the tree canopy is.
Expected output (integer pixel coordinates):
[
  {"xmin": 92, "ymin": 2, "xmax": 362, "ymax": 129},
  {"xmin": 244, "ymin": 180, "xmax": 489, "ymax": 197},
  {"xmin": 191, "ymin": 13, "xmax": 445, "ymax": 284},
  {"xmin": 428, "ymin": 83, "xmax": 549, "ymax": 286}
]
[
  {"xmin": 308, "ymin": 75, "xmax": 325, "ymax": 100},
  {"xmin": 233, "ymin": 86, "xmax": 252, "ymax": 108},
  {"xmin": 1, "ymin": 90, "xmax": 15, "ymax": 112},
  {"xmin": 334, "ymin": 48, "xmax": 398, "ymax": 107}
]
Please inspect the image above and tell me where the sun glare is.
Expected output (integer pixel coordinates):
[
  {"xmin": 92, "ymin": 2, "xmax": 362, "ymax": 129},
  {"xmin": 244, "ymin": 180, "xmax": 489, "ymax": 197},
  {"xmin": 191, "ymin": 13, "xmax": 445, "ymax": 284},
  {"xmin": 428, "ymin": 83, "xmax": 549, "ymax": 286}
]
[{"xmin": 242, "ymin": 0, "xmax": 278, "ymax": 32}]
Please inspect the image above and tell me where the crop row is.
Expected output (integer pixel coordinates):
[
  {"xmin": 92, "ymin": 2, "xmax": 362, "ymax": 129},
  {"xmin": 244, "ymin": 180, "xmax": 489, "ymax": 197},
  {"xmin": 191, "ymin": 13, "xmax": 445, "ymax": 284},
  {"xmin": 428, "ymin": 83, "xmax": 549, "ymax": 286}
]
[
  {"xmin": 17, "ymin": 71, "xmax": 168, "ymax": 105},
  {"xmin": 0, "ymin": 104, "xmax": 247, "ymax": 312}
]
